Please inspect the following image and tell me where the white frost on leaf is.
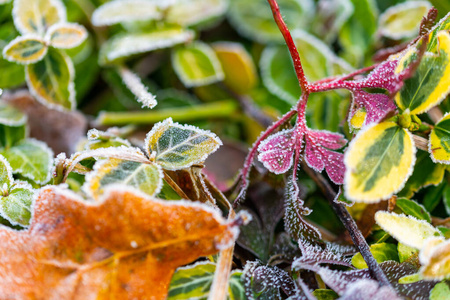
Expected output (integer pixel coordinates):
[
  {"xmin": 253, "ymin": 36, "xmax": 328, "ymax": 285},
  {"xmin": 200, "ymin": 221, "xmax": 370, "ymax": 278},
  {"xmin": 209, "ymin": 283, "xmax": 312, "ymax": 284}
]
[{"xmin": 118, "ymin": 67, "xmax": 157, "ymax": 109}]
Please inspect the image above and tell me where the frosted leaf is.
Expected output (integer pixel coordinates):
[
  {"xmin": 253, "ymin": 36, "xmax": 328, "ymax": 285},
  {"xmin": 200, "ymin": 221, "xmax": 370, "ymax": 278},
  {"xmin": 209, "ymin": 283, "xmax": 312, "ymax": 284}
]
[
  {"xmin": 0, "ymin": 182, "xmax": 35, "ymax": 227},
  {"xmin": 45, "ymin": 23, "xmax": 88, "ymax": 49},
  {"xmin": 363, "ymin": 59, "xmax": 401, "ymax": 94},
  {"xmin": 2, "ymin": 35, "xmax": 48, "ymax": 64},
  {"xmin": 118, "ymin": 67, "xmax": 157, "ymax": 109},
  {"xmin": 13, "ymin": 0, "xmax": 66, "ymax": 35},
  {"xmin": 144, "ymin": 118, "xmax": 222, "ymax": 170},
  {"xmin": 257, "ymin": 129, "xmax": 296, "ymax": 174},
  {"xmin": 375, "ymin": 211, "xmax": 441, "ymax": 249},
  {"xmin": 167, "ymin": 261, "xmax": 215, "ymax": 299},
  {"xmin": 304, "ymin": 130, "xmax": 346, "ymax": 185},
  {"xmin": 92, "ymin": 0, "xmax": 162, "ymax": 26},
  {"xmin": 1, "ymin": 138, "xmax": 54, "ymax": 184},
  {"xmin": 349, "ymin": 90, "xmax": 397, "ymax": 128},
  {"xmin": 419, "ymin": 237, "xmax": 450, "ymax": 280},
  {"xmin": 293, "ymin": 238, "xmax": 353, "ymax": 269},
  {"xmin": 166, "ymin": 0, "xmax": 228, "ymax": 27},
  {"xmin": 243, "ymin": 261, "xmax": 298, "ymax": 299},
  {"xmin": 0, "ymin": 101, "xmax": 27, "ymax": 126},
  {"xmin": 84, "ymin": 158, "xmax": 163, "ymax": 201},
  {"xmin": 338, "ymin": 279, "xmax": 401, "ymax": 300},
  {"xmin": 0, "ymin": 155, "xmax": 13, "ymax": 187}
]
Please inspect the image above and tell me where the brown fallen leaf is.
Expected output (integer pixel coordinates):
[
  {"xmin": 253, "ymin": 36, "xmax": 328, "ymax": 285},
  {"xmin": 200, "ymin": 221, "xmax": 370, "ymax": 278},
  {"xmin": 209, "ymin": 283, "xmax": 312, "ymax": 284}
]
[{"xmin": 0, "ymin": 185, "xmax": 239, "ymax": 299}]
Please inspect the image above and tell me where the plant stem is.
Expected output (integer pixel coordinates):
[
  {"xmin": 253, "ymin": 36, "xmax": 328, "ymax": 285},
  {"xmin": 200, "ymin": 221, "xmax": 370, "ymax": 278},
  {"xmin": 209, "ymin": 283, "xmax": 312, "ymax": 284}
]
[
  {"xmin": 267, "ymin": 0, "xmax": 309, "ymax": 92},
  {"xmin": 96, "ymin": 100, "xmax": 239, "ymax": 126},
  {"xmin": 208, "ymin": 209, "xmax": 236, "ymax": 300},
  {"xmin": 300, "ymin": 161, "xmax": 392, "ymax": 288}
]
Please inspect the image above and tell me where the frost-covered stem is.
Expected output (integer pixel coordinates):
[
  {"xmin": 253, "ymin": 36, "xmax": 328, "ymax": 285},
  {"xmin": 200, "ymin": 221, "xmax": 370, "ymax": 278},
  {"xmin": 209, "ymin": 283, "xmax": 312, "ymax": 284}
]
[
  {"xmin": 96, "ymin": 100, "xmax": 238, "ymax": 126},
  {"xmin": 300, "ymin": 161, "xmax": 392, "ymax": 288},
  {"xmin": 312, "ymin": 64, "xmax": 377, "ymax": 86},
  {"xmin": 309, "ymin": 80, "xmax": 367, "ymax": 93},
  {"xmin": 234, "ymin": 109, "xmax": 298, "ymax": 206},
  {"xmin": 208, "ymin": 209, "xmax": 236, "ymax": 300},
  {"xmin": 267, "ymin": 0, "xmax": 309, "ymax": 92}
]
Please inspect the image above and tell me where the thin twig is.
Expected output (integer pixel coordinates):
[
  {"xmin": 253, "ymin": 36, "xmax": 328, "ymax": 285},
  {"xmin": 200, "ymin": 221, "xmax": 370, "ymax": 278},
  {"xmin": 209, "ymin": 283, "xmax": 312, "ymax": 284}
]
[{"xmin": 300, "ymin": 161, "xmax": 392, "ymax": 288}]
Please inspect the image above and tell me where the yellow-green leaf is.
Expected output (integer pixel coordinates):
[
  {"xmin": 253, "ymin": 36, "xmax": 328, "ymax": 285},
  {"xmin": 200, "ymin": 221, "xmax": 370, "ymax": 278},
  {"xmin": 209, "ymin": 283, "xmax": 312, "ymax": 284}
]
[
  {"xmin": 45, "ymin": 23, "xmax": 87, "ymax": 49},
  {"xmin": 168, "ymin": 261, "xmax": 216, "ymax": 299},
  {"xmin": 91, "ymin": 0, "xmax": 162, "ymax": 26},
  {"xmin": 375, "ymin": 211, "xmax": 441, "ymax": 249},
  {"xmin": 344, "ymin": 122, "xmax": 416, "ymax": 203},
  {"xmin": 100, "ymin": 26, "xmax": 194, "ymax": 64},
  {"xmin": 25, "ymin": 48, "xmax": 75, "ymax": 111},
  {"xmin": 0, "ymin": 101, "xmax": 26, "ymax": 127},
  {"xmin": 145, "ymin": 118, "xmax": 222, "ymax": 170},
  {"xmin": 166, "ymin": 0, "xmax": 227, "ymax": 27},
  {"xmin": 378, "ymin": 1, "xmax": 431, "ymax": 39},
  {"xmin": 427, "ymin": 12, "xmax": 450, "ymax": 52},
  {"xmin": 395, "ymin": 31, "xmax": 450, "ymax": 115},
  {"xmin": 172, "ymin": 42, "xmax": 224, "ymax": 88},
  {"xmin": 212, "ymin": 42, "xmax": 257, "ymax": 94},
  {"xmin": 12, "ymin": 0, "xmax": 66, "ymax": 35},
  {"xmin": 420, "ymin": 238, "xmax": 450, "ymax": 280},
  {"xmin": 352, "ymin": 243, "xmax": 399, "ymax": 269},
  {"xmin": 3, "ymin": 35, "xmax": 47, "ymax": 64},
  {"xmin": 430, "ymin": 281, "xmax": 450, "ymax": 299},
  {"xmin": 84, "ymin": 158, "xmax": 163, "ymax": 200},
  {"xmin": 0, "ymin": 154, "xmax": 13, "ymax": 187},
  {"xmin": 429, "ymin": 113, "xmax": 450, "ymax": 164}
]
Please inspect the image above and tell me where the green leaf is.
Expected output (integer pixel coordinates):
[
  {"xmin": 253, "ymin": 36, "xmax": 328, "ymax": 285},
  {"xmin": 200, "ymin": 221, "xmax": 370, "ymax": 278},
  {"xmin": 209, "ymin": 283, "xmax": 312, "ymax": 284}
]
[
  {"xmin": 0, "ymin": 102, "xmax": 27, "ymax": 149},
  {"xmin": 375, "ymin": 211, "xmax": 441, "ymax": 249},
  {"xmin": 100, "ymin": 26, "xmax": 194, "ymax": 64},
  {"xmin": 428, "ymin": 12, "xmax": 450, "ymax": 52},
  {"xmin": 2, "ymin": 35, "xmax": 47, "ymax": 64},
  {"xmin": 156, "ymin": 178, "xmax": 182, "ymax": 201},
  {"xmin": 398, "ymin": 242, "xmax": 419, "ymax": 263},
  {"xmin": 0, "ymin": 182, "xmax": 34, "ymax": 226},
  {"xmin": 378, "ymin": 1, "xmax": 431, "ymax": 39},
  {"xmin": 0, "ymin": 154, "xmax": 13, "ymax": 186},
  {"xmin": 84, "ymin": 158, "xmax": 163, "ymax": 200},
  {"xmin": 1, "ymin": 139, "xmax": 53, "ymax": 184},
  {"xmin": 228, "ymin": 270, "xmax": 245, "ymax": 300},
  {"xmin": 0, "ymin": 58, "xmax": 25, "ymax": 88},
  {"xmin": 166, "ymin": 0, "xmax": 228, "ymax": 27},
  {"xmin": 429, "ymin": 113, "xmax": 450, "ymax": 164},
  {"xmin": 168, "ymin": 261, "xmax": 215, "ymax": 299},
  {"xmin": 25, "ymin": 48, "xmax": 75, "ymax": 111},
  {"xmin": 396, "ymin": 198, "xmax": 432, "ymax": 223},
  {"xmin": 312, "ymin": 289, "xmax": 339, "ymax": 300},
  {"xmin": 352, "ymin": 243, "xmax": 399, "ymax": 269},
  {"xmin": 399, "ymin": 273, "xmax": 422, "ymax": 284},
  {"xmin": 212, "ymin": 42, "xmax": 257, "ymax": 95},
  {"xmin": 395, "ymin": 31, "xmax": 450, "ymax": 115},
  {"xmin": 228, "ymin": 0, "xmax": 314, "ymax": 43},
  {"xmin": 91, "ymin": 0, "xmax": 162, "ymax": 26},
  {"xmin": 399, "ymin": 150, "xmax": 445, "ymax": 198},
  {"xmin": 0, "ymin": 100, "xmax": 26, "ymax": 127},
  {"xmin": 344, "ymin": 122, "xmax": 416, "ymax": 203},
  {"xmin": 443, "ymin": 184, "xmax": 450, "ymax": 216},
  {"xmin": 84, "ymin": 128, "xmax": 131, "ymax": 151},
  {"xmin": 45, "ymin": 23, "xmax": 87, "ymax": 49},
  {"xmin": 424, "ymin": 181, "xmax": 446, "ymax": 212},
  {"xmin": 12, "ymin": 0, "xmax": 66, "ymax": 35},
  {"xmin": 145, "ymin": 118, "xmax": 222, "ymax": 170},
  {"xmin": 172, "ymin": 42, "xmax": 224, "ymax": 88},
  {"xmin": 430, "ymin": 281, "xmax": 450, "ymax": 300}
]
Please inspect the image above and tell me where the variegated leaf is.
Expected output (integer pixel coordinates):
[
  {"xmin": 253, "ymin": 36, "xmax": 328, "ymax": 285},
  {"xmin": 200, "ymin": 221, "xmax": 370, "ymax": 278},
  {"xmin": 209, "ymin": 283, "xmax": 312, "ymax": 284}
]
[
  {"xmin": 25, "ymin": 48, "xmax": 75, "ymax": 111},
  {"xmin": 84, "ymin": 158, "xmax": 163, "ymax": 200},
  {"xmin": 1, "ymin": 139, "xmax": 53, "ymax": 184},
  {"xmin": 419, "ymin": 238, "xmax": 450, "ymax": 280},
  {"xmin": 45, "ymin": 23, "xmax": 87, "ymax": 49},
  {"xmin": 375, "ymin": 211, "xmax": 441, "ymax": 249},
  {"xmin": 12, "ymin": 0, "xmax": 66, "ymax": 35},
  {"xmin": 344, "ymin": 122, "xmax": 416, "ymax": 202},
  {"xmin": 168, "ymin": 261, "xmax": 216, "ymax": 299},
  {"xmin": 145, "ymin": 118, "xmax": 222, "ymax": 170},
  {"xmin": 100, "ymin": 26, "xmax": 194, "ymax": 64},
  {"xmin": 429, "ymin": 112, "xmax": 450, "ymax": 164},
  {"xmin": 92, "ymin": 0, "xmax": 162, "ymax": 26},
  {"xmin": 305, "ymin": 129, "xmax": 347, "ymax": 184},
  {"xmin": 2, "ymin": 35, "xmax": 47, "ymax": 64},
  {"xmin": 257, "ymin": 129, "xmax": 295, "ymax": 174},
  {"xmin": 427, "ymin": 12, "xmax": 450, "ymax": 52},
  {"xmin": 378, "ymin": 1, "xmax": 431, "ymax": 39},
  {"xmin": 395, "ymin": 31, "xmax": 450, "ymax": 115},
  {"xmin": 0, "ymin": 182, "xmax": 34, "ymax": 227},
  {"xmin": 172, "ymin": 42, "xmax": 224, "ymax": 87}
]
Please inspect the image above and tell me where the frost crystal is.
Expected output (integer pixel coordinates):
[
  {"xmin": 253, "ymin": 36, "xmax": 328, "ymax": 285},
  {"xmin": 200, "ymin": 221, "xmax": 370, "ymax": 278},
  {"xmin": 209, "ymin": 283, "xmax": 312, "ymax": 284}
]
[
  {"xmin": 349, "ymin": 90, "xmax": 397, "ymax": 127},
  {"xmin": 257, "ymin": 129, "xmax": 296, "ymax": 174}
]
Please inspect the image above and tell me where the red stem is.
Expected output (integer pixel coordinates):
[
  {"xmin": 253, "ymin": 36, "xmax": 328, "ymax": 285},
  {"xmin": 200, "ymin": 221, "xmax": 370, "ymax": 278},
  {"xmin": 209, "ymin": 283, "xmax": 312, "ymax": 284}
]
[
  {"xmin": 267, "ymin": 0, "xmax": 309, "ymax": 93},
  {"xmin": 312, "ymin": 64, "xmax": 378, "ymax": 85},
  {"xmin": 233, "ymin": 109, "xmax": 298, "ymax": 206}
]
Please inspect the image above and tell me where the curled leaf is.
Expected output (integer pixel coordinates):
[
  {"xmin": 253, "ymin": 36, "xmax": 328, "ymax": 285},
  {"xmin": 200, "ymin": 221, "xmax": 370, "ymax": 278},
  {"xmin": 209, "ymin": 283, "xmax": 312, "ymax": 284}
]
[
  {"xmin": 2, "ymin": 35, "xmax": 47, "ymax": 64},
  {"xmin": 145, "ymin": 118, "xmax": 222, "ymax": 170}
]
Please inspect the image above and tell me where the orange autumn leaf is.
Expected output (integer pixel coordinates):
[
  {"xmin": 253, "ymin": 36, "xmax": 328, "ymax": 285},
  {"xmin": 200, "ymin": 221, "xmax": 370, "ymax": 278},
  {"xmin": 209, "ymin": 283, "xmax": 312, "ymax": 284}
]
[{"xmin": 0, "ymin": 185, "xmax": 239, "ymax": 299}]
